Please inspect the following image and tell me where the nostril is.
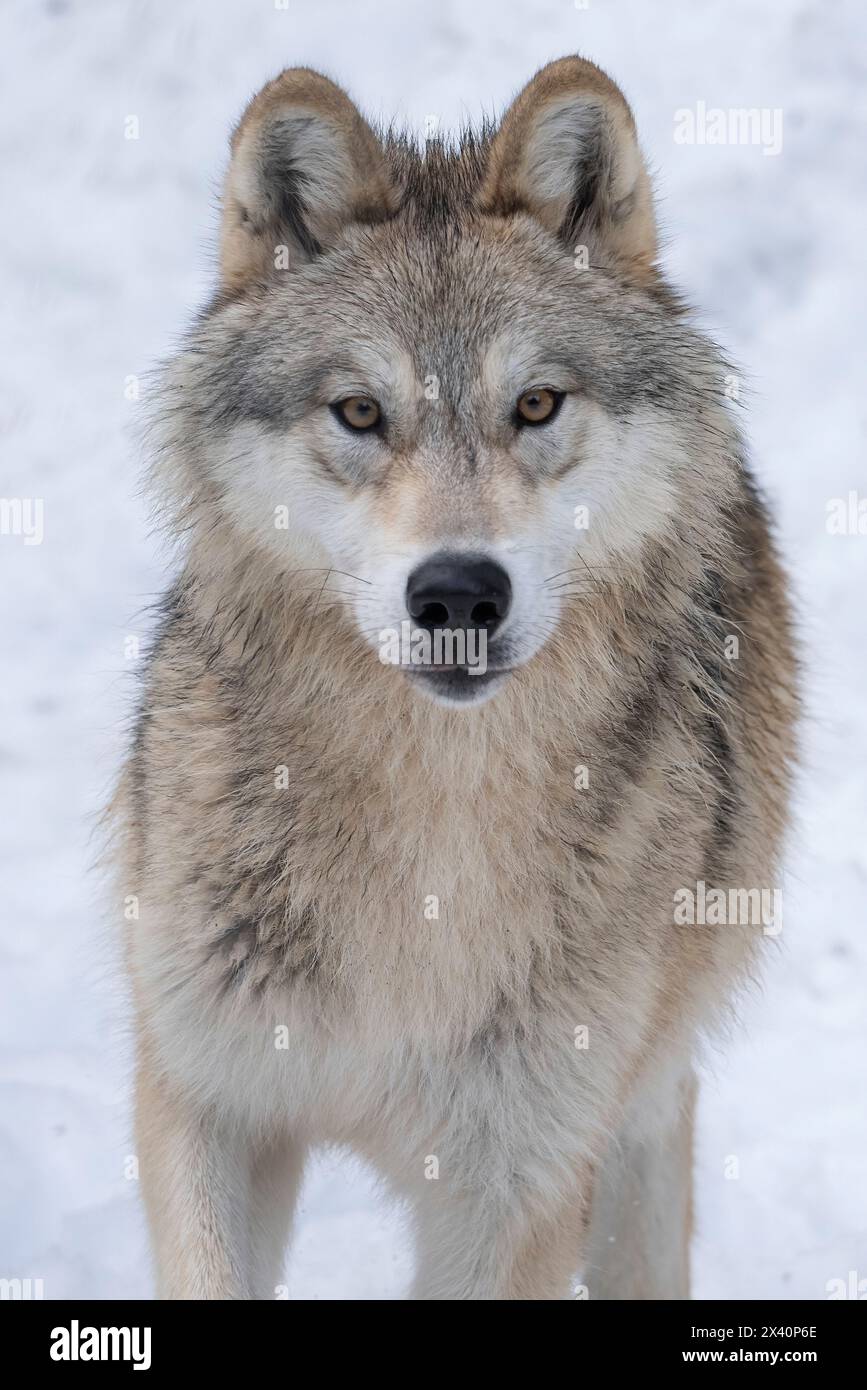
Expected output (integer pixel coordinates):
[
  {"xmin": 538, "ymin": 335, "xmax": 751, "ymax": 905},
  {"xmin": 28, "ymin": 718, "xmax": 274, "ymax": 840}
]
[
  {"xmin": 470, "ymin": 599, "xmax": 500, "ymax": 627},
  {"xmin": 417, "ymin": 600, "xmax": 450, "ymax": 627}
]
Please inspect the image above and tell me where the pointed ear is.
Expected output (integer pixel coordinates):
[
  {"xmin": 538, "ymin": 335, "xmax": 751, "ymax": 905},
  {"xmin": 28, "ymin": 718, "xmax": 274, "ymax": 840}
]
[
  {"xmin": 219, "ymin": 68, "xmax": 398, "ymax": 292},
  {"xmin": 479, "ymin": 57, "xmax": 657, "ymax": 279}
]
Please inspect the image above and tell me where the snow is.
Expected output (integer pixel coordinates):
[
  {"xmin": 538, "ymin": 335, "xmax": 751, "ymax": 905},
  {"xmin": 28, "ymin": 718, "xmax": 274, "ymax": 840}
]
[{"xmin": 1, "ymin": 0, "xmax": 865, "ymax": 1300}]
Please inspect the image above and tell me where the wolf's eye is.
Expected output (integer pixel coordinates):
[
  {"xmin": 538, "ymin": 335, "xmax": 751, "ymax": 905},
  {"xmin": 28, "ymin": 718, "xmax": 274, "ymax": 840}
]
[
  {"xmin": 332, "ymin": 396, "xmax": 381, "ymax": 432},
  {"xmin": 515, "ymin": 388, "xmax": 564, "ymax": 426}
]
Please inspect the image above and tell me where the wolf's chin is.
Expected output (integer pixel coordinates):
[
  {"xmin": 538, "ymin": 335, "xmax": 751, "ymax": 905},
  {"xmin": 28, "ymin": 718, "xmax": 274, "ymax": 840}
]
[{"xmin": 405, "ymin": 667, "xmax": 512, "ymax": 708}]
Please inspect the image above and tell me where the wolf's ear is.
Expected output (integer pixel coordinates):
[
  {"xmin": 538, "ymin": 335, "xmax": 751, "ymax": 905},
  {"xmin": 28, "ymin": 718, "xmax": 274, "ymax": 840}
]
[
  {"xmin": 479, "ymin": 57, "xmax": 657, "ymax": 278},
  {"xmin": 219, "ymin": 69, "xmax": 397, "ymax": 291}
]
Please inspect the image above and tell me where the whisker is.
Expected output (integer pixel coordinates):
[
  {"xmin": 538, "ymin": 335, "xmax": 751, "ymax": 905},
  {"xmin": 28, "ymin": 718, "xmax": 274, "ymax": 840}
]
[{"xmin": 283, "ymin": 565, "xmax": 371, "ymax": 585}]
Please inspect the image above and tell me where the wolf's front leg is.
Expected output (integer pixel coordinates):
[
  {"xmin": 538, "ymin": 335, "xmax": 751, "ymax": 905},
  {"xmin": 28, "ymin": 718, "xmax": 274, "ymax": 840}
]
[
  {"xmin": 410, "ymin": 1175, "xmax": 591, "ymax": 1300},
  {"xmin": 582, "ymin": 1068, "xmax": 696, "ymax": 1300},
  {"xmin": 135, "ymin": 1047, "xmax": 304, "ymax": 1299},
  {"xmin": 247, "ymin": 1132, "xmax": 307, "ymax": 1299}
]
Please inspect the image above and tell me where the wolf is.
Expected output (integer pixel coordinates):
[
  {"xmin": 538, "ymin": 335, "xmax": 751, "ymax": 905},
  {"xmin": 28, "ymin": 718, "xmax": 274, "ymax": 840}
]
[{"xmin": 114, "ymin": 56, "xmax": 797, "ymax": 1299}]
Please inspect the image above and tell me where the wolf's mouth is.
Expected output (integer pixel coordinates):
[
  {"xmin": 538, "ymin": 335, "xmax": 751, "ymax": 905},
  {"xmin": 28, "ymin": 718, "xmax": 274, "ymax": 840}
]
[{"xmin": 405, "ymin": 665, "xmax": 514, "ymax": 706}]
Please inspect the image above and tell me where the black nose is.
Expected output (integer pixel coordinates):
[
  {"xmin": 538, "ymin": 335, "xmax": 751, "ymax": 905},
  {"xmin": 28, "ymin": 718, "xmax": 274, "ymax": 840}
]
[{"xmin": 405, "ymin": 554, "xmax": 512, "ymax": 637}]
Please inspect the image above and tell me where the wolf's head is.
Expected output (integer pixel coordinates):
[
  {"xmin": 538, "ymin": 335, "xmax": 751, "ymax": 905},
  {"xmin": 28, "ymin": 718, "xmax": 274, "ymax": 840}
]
[{"xmin": 160, "ymin": 58, "xmax": 735, "ymax": 707}]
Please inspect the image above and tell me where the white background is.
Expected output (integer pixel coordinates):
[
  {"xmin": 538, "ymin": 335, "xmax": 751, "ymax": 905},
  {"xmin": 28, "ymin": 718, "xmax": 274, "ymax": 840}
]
[{"xmin": 1, "ymin": 0, "xmax": 865, "ymax": 1299}]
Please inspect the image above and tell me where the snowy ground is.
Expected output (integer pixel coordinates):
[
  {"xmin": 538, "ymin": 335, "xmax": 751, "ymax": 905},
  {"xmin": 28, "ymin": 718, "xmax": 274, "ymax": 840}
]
[{"xmin": 1, "ymin": 0, "xmax": 865, "ymax": 1300}]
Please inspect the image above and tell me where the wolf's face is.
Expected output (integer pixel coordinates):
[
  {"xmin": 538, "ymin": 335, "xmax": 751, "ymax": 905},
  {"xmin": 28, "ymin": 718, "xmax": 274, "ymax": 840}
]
[{"xmin": 168, "ymin": 60, "xmax": 719, "ymax": 706}]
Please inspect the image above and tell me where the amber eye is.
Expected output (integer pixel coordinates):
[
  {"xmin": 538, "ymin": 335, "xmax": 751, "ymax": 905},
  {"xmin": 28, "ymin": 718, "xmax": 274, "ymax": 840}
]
[
  {"xmin": 332, "ymin": 396, "xmax": 381, "ymax": 432},
  {"xmin": 515, "ymin": 388, "xmax": 563, "ymax": 426}
]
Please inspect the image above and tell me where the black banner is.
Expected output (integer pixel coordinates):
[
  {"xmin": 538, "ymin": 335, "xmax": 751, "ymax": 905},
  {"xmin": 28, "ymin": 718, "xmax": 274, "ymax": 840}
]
[{"xmin": 4, "ymin": 1299, "xmax": 864, "ymax": 1373}]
